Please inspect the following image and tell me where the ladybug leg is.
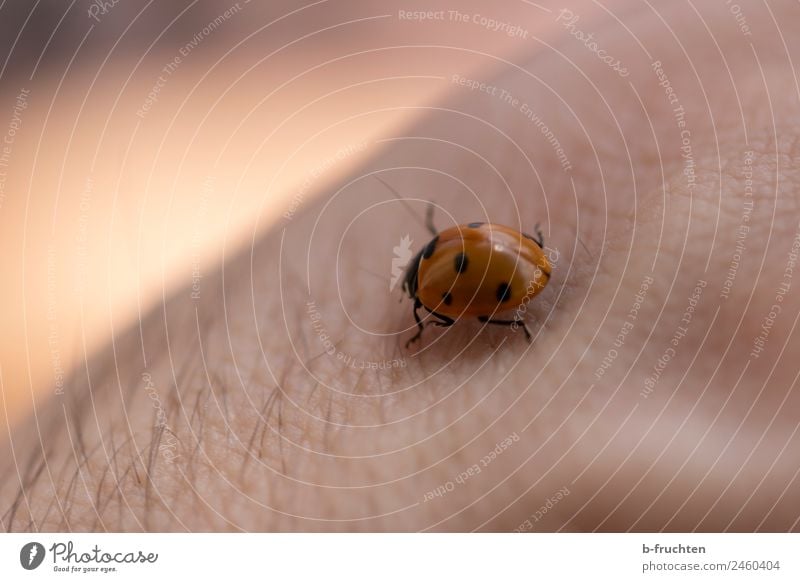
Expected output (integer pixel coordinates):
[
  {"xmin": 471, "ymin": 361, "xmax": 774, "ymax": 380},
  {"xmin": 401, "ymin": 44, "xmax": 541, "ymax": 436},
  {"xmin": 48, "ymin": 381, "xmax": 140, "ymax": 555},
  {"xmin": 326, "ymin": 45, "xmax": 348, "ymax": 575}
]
[
  {"xmin": 406, "ymin": 298, "xmax": 426, "ymax": 347},
  {"xmin": 406, "ymin": 302, "xmax": 455, "ymax": 347},
  {"xmin": 477, "ymin": 315, "xmax": 532, "ymax": 342},
  {"xmin": 427, "ymin": 309, "xmax": 455, "ymax": 328}
]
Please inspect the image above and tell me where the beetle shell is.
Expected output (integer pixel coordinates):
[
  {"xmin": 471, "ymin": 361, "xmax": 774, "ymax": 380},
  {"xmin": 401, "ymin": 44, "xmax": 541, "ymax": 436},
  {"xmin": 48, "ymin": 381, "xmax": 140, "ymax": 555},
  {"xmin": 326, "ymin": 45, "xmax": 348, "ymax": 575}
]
[{"xmin": 413, "ymin": 222, "xmax": 551, "ymax": 317}]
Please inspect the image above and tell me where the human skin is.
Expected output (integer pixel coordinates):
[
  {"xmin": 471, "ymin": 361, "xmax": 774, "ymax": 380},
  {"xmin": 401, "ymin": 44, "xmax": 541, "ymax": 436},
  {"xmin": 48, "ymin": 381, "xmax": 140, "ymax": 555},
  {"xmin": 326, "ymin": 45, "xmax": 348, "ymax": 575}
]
[{"xmin": 2, "ymin": 0, "xmax": 800, "ymax": 531}]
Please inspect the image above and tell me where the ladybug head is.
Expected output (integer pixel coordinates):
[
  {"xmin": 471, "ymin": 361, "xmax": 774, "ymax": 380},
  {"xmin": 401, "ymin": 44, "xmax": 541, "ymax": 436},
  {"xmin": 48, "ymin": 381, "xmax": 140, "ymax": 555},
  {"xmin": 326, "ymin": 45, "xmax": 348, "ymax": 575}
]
[{"xmin": 401, "ymin": 248, "xmax": 424, "ymax": 299}]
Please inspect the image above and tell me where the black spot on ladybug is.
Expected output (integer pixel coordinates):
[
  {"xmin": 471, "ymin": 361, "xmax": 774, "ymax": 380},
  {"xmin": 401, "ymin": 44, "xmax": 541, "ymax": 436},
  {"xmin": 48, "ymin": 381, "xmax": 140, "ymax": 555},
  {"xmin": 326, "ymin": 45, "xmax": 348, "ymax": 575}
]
[
  {"xmin": 496, "ymin": 282, "xmax": 512, "ymax": 303},
  {"xmin": 467, "ymin": 222, "xmax": 484, "ymax": 228},
  {"xmin": 422, "ymin": 235, "xmax": 439, "ymax": 259},
  {"xmin": 441, "ymin": 291, "xmax": 453, "ymax": 306},
  {"xmin": 454, "ymin": 252, "xmax": 469, "ymax": 274}
]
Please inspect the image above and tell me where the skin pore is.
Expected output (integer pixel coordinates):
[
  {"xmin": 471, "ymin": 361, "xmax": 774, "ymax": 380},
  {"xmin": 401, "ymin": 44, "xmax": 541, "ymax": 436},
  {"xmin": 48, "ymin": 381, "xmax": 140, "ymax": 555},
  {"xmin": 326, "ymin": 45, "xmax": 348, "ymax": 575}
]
[{"xmin": 2, "ymin": 1, "xmax": 800, "ymax": 531}]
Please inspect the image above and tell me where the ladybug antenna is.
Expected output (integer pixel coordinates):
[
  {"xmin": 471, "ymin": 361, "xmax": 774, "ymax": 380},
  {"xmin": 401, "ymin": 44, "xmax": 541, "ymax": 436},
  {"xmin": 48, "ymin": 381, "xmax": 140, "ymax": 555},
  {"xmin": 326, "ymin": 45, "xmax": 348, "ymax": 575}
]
[
  {"xmin": 424, "ymin": 201, "xmax": 436, "ymax": 236},
  {"xmin": 374, "ymin": 176, "xmax": 436, "ymax": 235}
]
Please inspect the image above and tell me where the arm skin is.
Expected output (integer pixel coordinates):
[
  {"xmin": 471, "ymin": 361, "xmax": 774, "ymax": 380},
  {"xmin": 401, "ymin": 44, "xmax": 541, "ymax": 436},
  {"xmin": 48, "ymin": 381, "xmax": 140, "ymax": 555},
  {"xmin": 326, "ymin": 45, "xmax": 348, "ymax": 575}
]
[{"xmin": 3, "ymin": 0, "xmax": 800, "ymax": 531}]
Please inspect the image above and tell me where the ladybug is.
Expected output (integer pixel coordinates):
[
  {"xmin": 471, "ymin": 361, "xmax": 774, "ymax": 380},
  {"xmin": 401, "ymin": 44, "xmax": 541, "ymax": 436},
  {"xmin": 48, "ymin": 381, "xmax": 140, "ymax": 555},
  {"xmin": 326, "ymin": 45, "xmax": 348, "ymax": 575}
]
[{"xmin": 399, "ymin": 200, "xmax": 552, "ymax": 347}]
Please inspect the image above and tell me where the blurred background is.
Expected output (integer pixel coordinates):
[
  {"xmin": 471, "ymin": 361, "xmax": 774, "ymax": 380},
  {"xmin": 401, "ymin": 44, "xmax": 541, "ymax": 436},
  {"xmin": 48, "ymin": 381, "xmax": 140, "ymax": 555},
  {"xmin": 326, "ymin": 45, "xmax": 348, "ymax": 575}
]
[{"xmin": 0, "ymin": 0, "xmax": 560, "ymax": 433}]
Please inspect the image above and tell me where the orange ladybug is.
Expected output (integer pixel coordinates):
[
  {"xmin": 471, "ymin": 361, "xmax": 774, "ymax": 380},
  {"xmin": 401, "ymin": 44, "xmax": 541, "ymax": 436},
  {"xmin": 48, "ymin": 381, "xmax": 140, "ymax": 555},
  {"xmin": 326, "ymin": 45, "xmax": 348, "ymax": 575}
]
[{"xmin": 401, "ymin": 206, "xmax": 551, "ymax": 347}]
